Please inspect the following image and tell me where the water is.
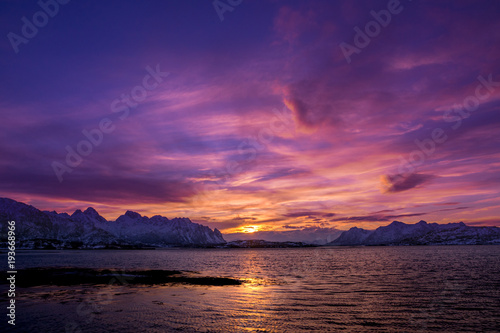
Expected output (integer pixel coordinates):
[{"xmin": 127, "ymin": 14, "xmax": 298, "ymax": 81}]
[{"xmin": 4, "ymin": 245, "xmax": 500, "ymax": 332}]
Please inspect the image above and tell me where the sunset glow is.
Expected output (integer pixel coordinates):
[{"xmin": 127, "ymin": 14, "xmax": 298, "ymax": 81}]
[
  {"xmin": 241, "ymin": 225, "xmax": 261, "ymax": 234},
  {"xmin": 1, "ymin": 0, "xmax": 499, "ymax": 239},
  {"xmin": 3, "ymin": 2, "xmax": 500, "ymax": 332}
]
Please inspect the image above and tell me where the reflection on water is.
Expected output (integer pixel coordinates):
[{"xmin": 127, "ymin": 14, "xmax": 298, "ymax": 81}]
[{"xmin": 4, "ymin": 245, "xmax": 500, "ymax": 332}]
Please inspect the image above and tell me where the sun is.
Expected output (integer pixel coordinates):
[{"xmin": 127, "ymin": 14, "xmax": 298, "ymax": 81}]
[{"xmin": 241, "ymin": 225, "xmax": 260, "ymax": 233}]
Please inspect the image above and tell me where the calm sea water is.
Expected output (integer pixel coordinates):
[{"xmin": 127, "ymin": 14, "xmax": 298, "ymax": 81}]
[{"xmin": 4, "ymin": 245, "xmax": 500, "ymax": 332}]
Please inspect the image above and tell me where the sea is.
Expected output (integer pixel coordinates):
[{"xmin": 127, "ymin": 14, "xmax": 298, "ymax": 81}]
[{"xmin": 3, "ymin": 245, "xmax": 500, "ymax": 332}]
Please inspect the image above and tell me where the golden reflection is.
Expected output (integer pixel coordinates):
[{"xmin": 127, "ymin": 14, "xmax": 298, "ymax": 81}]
[
  {"xmin": 240, "ymin": 277, "xmax": 266, "ymax": 292},
  {"xmin": 233, "ymin": 251, "xmax": 279, "ymax": 328}
]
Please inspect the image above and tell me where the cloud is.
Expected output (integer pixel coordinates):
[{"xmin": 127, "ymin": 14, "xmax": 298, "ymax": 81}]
[
  {"xmin": 381, "ymin": 173, "xmax": 435, "ymax": 193},
  {"xmin": 331, "ymin": 215, "xmax": 389, "ymax": 223},
  {"xmin": 284, "ymin": 96, "xmax": 319, "ymax": 130},
  {"xmin": 434, "ymin": 202, "xmax": 460, "ymax": 206},
  {"xmin": 385, "ymin": 213, "xmax": 427, "ymax": 219},
  {"xmin": 231, "ymin": 216, "xmax": 258, "ymax": 221},
  {"xmin": 0, "ymin": 169, "xmax": 196, "ymax": 205},
  {"xmin": 437, "ymin": 206, "xmax": 469, "ymax": 212},
  {"xmin": 283, "ymin": 211, "xmax": 322, "ymax": 218}
]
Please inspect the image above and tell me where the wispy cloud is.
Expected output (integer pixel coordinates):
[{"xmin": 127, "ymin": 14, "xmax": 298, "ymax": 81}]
[{"xmin": 381, "ymin": 173, "xmax": 436, "ymax": 193}]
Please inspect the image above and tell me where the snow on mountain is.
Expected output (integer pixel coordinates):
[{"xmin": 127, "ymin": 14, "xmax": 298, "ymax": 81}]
[
  {"xmin": 100, "ymin": 211, "xmax": 226, "ymax": 246},
  {"xmin": 0, "ymin": 198, "xmax": 225, "ymax": 248},
  {"xmin": 0, "ymin": 198, "xmax": 53, "ymax": 240},
  {"xmin": 329, "ymin": 226, "xmax": 372, "ymax": 246},
  {"xmin": 329, "ymin": 220, "xmax": 500, "ymax": 246}
]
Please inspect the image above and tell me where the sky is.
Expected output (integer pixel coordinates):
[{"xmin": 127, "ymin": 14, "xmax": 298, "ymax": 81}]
[{"xmin": 1, "ymin": 0, "xmax": 499, "ymax": 239}]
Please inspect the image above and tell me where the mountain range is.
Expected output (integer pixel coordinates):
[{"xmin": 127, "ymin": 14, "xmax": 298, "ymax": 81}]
[
  {"xmin": 2, "ymin": 198, "xmax": 500, "ymax": 248},
  {"xmin": 329, "ymin": 220, "xmax": 500, "ymax": 246},
  {"xmin": 0, "ymin": 198, "xmax": 225, "ymax": 249}
]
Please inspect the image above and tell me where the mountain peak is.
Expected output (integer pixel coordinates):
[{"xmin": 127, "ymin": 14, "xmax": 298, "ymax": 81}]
[
  {"xmin": 349, "ymin": 226, "xmax": 365, "ymax": 231},
  {"xmin": 124, "ymin": 210, "xmax": 141, "ymax": 219},
  {"xmin": 214, "ymin": 228, "xmax": 223, "ymax": 239},
  {"xmin": 84, "ymin": 207, "xmax": 98, "ymax": 215},
  {"xmin": 71, "ymin": 209, "xmax": 83, "ymax": 217},
  {"xmin": 389, "ymin": 221, "xmax": 405, "ymax": 226},
  {"xmin": 83, "ymin": 207, "xmax": 107, "ymax": 222}
]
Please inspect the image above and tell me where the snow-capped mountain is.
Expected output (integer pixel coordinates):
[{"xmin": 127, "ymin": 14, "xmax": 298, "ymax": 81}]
[
  {"xmin": 329, "ymin": 220, "xmax": 500, "ymax": 246},
  {"xmin": 0, "ymin": 198, "xmax": 225, "ymax": 248},
  {"xmin": 100, "ymin": 210, "xmax": 225, "ymax": 246},
  {"xmin": 331, "ymin": 226, "xmax": 372, "ymax": 245}
]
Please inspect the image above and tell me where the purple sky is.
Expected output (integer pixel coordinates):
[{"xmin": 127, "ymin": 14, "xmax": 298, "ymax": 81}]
[{"xmin": 1, "ymin": 0, "xmax": 499, "ymax": 236}]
